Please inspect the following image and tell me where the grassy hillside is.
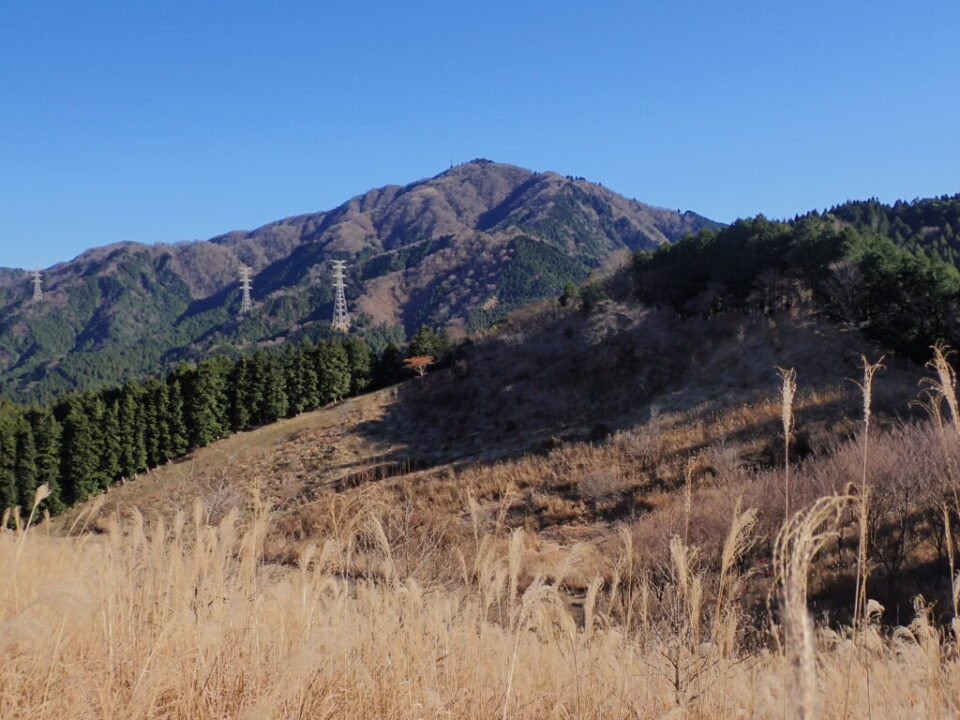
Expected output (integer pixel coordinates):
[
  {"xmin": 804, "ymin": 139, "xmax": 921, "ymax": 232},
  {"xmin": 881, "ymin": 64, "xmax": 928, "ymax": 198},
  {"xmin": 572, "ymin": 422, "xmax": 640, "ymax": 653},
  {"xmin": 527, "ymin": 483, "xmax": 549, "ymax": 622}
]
[
  {"xmin": 29, "ymin": 184, "xmax": 960, "ymax": 619},
  {"xmin": 5, "ymin": 482, "xmax": 959, "ymax": 718},
  {"xmin": 14, "ymin": 303, "xmax": 960, "ymax": 718},
  {"xmin": 5, "ymin": 189, "xmax": 960, "ymax": 717},
  {"xmin": 51, "ymin": 293, "xmax": 949, "ymax": 621}
]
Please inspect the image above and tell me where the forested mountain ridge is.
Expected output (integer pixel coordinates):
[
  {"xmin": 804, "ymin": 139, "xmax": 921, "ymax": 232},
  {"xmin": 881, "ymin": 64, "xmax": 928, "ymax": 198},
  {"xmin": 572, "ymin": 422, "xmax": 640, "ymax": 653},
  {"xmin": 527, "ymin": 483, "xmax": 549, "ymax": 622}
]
[
  {"xmin": 634, "ymin": 202, "xmax": 960, "ymax": 361},
  {"xmin": 0, "ymin": 160, "xmax": 719, "ymax": 402},
  {"xmin": 826, "ymin": 193, "xmax": 960, "ymax": 266}
]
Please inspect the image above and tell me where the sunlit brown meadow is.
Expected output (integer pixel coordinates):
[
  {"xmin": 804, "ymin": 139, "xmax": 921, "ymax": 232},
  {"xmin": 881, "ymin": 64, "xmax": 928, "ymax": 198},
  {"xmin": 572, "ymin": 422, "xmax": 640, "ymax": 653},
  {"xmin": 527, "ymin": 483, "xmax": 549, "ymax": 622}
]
[
  {"xmin": 5, "ymin": 316, "xmax": 960, "ymax": 718},
  {"xmin": 3, "ymin": 457, "xmax": 960, "ymax": 718}
]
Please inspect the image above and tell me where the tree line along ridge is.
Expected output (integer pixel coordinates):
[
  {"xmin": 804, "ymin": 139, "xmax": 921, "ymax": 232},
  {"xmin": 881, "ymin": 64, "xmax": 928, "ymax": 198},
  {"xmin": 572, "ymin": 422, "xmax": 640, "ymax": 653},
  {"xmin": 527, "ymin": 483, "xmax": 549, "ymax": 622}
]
[{"xmin": 0, "ymin": 327, "xmax": 453, "ymax": 516}]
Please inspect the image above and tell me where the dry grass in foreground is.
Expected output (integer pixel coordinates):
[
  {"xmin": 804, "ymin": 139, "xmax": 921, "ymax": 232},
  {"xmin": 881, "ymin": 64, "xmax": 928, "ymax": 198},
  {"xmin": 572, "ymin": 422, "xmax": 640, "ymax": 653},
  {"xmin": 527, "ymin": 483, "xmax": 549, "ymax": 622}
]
[{"xmin": 2, "ymin": 490, "xmax": 960, "ymax": 719}]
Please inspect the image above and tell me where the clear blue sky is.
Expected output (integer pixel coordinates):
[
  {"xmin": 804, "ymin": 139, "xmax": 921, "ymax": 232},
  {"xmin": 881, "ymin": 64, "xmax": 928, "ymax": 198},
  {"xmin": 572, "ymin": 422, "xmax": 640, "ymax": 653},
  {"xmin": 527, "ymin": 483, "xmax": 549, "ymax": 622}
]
[{"xmin": 2, "ymin": 0, "xmax": 958, "ymax": 269}]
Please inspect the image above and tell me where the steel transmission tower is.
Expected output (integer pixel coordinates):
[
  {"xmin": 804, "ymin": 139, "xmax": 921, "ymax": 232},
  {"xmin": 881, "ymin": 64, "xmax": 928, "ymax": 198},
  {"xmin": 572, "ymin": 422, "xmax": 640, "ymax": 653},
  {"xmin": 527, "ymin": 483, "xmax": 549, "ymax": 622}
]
[
  {"xmin": 239, "ymin": 266, "xmax": 253, "ymax": 314},
  {"xmin": 331, "ymin": 260, "xmax": 350, "ymax": 332},
  {"xmin": 31, "ymin": 271, "xmax": 43, "ymax": 303}
]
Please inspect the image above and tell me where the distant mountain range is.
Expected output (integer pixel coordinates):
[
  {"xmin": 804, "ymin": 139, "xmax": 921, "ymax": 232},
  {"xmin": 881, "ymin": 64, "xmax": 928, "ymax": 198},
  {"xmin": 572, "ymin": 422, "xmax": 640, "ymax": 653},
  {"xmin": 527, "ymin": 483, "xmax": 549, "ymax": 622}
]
[{"xmin": 0, "ymin": 160, "xmax": 721, "ymax": 401}]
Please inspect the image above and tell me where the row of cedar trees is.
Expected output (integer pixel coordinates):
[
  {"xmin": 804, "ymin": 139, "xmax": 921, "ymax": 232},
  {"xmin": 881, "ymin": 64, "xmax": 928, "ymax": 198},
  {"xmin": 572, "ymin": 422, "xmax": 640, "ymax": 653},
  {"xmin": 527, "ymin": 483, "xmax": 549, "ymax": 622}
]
[{"xmin": 0, "ymin": 329, "xmax": 451, "ymax": 516}]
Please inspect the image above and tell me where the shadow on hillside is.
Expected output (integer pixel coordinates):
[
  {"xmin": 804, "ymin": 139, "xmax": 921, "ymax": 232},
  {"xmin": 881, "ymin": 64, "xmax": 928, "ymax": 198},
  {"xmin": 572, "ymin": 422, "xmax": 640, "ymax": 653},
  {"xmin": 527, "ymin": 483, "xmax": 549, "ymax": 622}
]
[
  {"xmin": 354, "ymin": 303, "xmax": 924, "ymax": 488},
  {"xmin": 476, "ymin": 175, "xmax": 544, "ymax": 230},
  {"xmin": 809, "ymin": 546, "xmax": 955, "ymax": 629},
  {"xmin": 255, "ymin": 242, "xmax": 333, "ymax": 296},
  {"xmin": 178, "ymin": 285, "xmax": 237, "ymax": 321}
]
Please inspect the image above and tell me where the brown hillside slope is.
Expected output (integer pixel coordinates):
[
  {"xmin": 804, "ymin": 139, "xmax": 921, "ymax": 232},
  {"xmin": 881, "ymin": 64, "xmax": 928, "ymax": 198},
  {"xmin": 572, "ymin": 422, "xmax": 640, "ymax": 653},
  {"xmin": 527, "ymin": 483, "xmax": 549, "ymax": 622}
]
[
  {"xmin": 23, "ymin": 282, "xmax": 960, "ymax": 720},
  {"xmin": 58, "ymin": 299, "xmax": 946, "ymax": 622}
]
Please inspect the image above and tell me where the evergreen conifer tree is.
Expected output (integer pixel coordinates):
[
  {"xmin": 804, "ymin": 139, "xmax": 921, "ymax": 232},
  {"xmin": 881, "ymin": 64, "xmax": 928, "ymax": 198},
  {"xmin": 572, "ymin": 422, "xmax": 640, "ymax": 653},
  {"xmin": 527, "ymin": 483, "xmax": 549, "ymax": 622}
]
[
  {"xmin": 60, "ymin": 397, "xmax": 102, "ymax": 504},
  {"xmin": 14, "ymin": 422, "xmax": 38, "ymax": 509},
  {"xmin": 373, "ymin": 342, "xmax": 405, "ymax": 388},
  {"xmin": 183, "ymin": 359, "xmax": 229, "ymax": 447},
  {"xmin": 315, "ymin": 340, "xmax": 351, "ymax": 403},
  {"xmin": 227, "ymin": 356, "xmax": 254, "ymax": 430},
  {"xmin": 261, "ymin": 354, "xmax": 289, "ymax": 423},
  {"xmin": 247, "ymin": 351, "xmax": 269, "ymax": 425},
  {"xmin": 0, "ymin": 408, "xmax": 18, "ymax": 512},
  {"xmin": 408, "ymin": 325, "xmax": 452, "ymax": 364},
  {"xmin": 166, "ymin": 379, "xmax": 189, "ymax": 457},
  {"xmin": 142, "ymin": 377, "xmax": 163, "ymax": 467},
  {"xmin": 408, "ymin": 325, "xmax": 439, "ymax": 358},
  {"xmin": 300, "ymin": 344, "xmax": 320, "ymax": 410},
  {"xmin": 27, "ymin": 408, "xmax": 64, "ymax": 512},
  {"xmin": 149, "ymin": 379, "xmax": 174, "ymax": 463},
  {"xmin": 99, "ymin": 399, "xmax": 122, "ymax": 488},
  {"xmin": 344, "ymin": 337, "xmax": 373, "ymax": 394},
  {"xmin": 118, "ymin": 383, "xmax": 148, "ymax": 477},
  {"xmin": 284, "ymin": 345, "xmax": 307, "ymax": 415}
]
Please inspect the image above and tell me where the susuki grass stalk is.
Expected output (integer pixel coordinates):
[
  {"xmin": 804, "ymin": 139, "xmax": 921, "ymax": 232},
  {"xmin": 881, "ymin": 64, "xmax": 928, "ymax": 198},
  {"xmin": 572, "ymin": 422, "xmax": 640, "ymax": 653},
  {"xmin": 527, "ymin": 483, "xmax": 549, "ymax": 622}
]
[
  {"xmin": 943, "ymin": 504, "xmax": 959, "ymax": 642},
  {"xmin": 851, "ymin": 355, "xmax": 884, "ymax": 630},
  {"xmin": 508, "ymin": 527, "xmax": 524, "ymax": 615},
  {"xmin": 774, "ymin": 494, "xmax": 853, "ymax": 720},
  {"xmin": 713, "ymin": 501, "xmax": 757, "ymax": 647},
  {"xmin": 924, "ymin": 343, "xmax": 960, "ymax": 435},
  {"xmin": 583, "ymin": 574, "xmax": 603, "ymax": 638},
  {"xmin": 7, "ymin": 484, "xmax": 52, "ymax": 612},
  {"xmin": 776, "ymin": 367, "xmax": 797, "ymax": 520},
  {"xmin": 14, "ymin": 484, "xmax": 51, "ymax": 565}
]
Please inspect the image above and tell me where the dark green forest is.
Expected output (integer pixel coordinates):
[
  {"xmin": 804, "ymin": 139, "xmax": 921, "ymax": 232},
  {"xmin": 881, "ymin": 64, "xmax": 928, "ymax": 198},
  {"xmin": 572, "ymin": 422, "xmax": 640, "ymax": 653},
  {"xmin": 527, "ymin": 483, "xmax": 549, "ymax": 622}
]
[
  {"xmin": 633, "ymin": 205, "xmax": 960, "ymax": 360},
  {"xmin": 0, "ymin": 336, "xmax": 413, "ymax": 516},
  {"xmin": 465, "ymin": 236, "xmax": 590, "ymax": 332},
  {"xmin": 827, "ymin": 194, "xmax": 960, "ymax": 267}
]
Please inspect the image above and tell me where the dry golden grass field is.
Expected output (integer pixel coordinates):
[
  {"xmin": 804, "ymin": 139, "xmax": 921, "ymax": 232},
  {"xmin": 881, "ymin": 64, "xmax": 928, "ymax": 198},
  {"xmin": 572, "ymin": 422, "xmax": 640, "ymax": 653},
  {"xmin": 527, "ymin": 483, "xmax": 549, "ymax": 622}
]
[
  {"xmin": 3, "ymin": 483, "xmax": 960, "ymax": 718},
  {"xmin": 6, "ymin": 308, "xmax": 960, "ymax": 718}
]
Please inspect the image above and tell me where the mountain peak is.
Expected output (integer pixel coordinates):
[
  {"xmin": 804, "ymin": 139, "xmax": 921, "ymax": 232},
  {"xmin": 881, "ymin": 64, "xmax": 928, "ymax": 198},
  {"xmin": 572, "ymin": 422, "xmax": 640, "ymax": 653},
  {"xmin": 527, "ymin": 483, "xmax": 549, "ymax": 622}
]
[{"xmin": 0, "ymin": 162, "xmax": 721, "ymax": 400}]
